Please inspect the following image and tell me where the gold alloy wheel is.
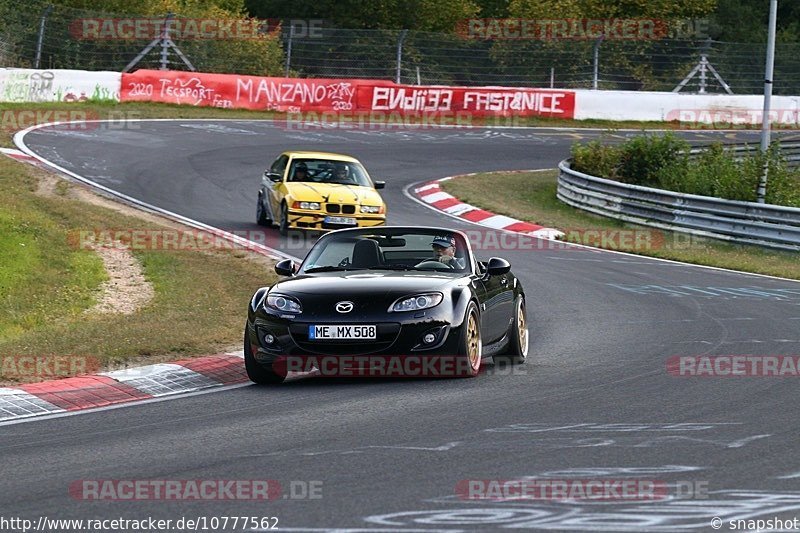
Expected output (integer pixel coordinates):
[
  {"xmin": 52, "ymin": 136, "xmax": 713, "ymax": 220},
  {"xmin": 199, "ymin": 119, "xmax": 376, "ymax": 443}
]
[
  {"xmin": 518, "ymin": 301, "xmax": 528, "ymax": 355},
  {"xmin": 467, "ymin": 311, "xmax": 481, "ymax": 369}
]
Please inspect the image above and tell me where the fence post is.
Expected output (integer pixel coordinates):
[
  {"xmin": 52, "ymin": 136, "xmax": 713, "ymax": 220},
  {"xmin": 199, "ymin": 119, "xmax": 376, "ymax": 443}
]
[
  {"xmin": 396, "ymin": 29, "xmax": 408, "ymax": 84},
  {"xmin": 758, "ymin": 0, "xmax": 779, "ymax": 203},
  {"xmin": 284, "ymin": 23, "xmax": 294, "ymax": 77},
  {"xmin": 159, "ymin": 12, "xmax": 174, "ymax": 70},
  {"xmin": 34, "ymin": 4, "xmax": 53, "ymax": 69},
  {"xmin": 592, "ymin": 35, "xmax": 604, "ymax": 89}
]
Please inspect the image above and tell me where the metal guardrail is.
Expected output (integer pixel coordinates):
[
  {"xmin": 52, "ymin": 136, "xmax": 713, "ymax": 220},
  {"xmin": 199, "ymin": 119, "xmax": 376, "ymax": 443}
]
[{"xmin": 557, "ymin": 158, "xmax": 800, "ymax": 251}]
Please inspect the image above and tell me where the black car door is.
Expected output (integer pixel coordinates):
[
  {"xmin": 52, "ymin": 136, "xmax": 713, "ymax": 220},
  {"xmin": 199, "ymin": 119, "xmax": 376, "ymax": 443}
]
[{"xmin": 474, "ymin": 263, "xmax": 514, "ymax": 344}]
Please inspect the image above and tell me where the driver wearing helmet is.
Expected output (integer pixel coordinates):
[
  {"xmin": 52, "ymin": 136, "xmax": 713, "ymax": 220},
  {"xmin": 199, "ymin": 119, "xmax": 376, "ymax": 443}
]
[
  {"xmin": 430, "ymin": 235, "xmax": 465, "ymax": 269},
  {"xmin": 334, "ymin": 163, "xmax": 352, "ymax": 183},
  {"xmin": 293, "ymin": 162, "xmax": 309, "ymax": 181}
]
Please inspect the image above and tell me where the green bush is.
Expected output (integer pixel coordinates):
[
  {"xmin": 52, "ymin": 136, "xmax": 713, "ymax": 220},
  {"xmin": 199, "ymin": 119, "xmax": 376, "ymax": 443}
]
[
  {"xmin": 616, "ymin": 133, "xmax": 689, "ymax": 186},
  {"xmin": 570, "ymin": 135, "xmax": 800, "ymax": 207},
  {"xmin": 571, "ymin": 140, "xmax": 622, "ymax": 181}
]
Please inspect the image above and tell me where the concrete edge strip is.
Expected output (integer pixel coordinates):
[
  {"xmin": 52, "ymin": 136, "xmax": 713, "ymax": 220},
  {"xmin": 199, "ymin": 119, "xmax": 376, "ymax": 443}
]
[
  {"xmin": 0, "ymin": 352, "xmax": 245, "ymax": 423},
  {"xmin": 413, "ymin": 177, "xmax": 565, "ymax": 240}
]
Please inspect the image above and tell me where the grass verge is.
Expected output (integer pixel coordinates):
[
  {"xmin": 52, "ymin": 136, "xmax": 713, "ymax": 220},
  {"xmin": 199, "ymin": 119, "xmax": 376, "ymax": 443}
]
[
  {"xmin": 0, "ymin": 136, "xmax": 277, "ymax": 384},
  {"xmin": 441, "ymin": 169, "xmax": 800, "ymax": 280}
]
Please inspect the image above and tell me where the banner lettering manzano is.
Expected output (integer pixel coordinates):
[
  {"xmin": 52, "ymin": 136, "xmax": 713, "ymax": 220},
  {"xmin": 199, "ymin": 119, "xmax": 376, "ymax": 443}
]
[{"xmin": 121, "ymin": 70, "xmax": 575, "ymax": 119}]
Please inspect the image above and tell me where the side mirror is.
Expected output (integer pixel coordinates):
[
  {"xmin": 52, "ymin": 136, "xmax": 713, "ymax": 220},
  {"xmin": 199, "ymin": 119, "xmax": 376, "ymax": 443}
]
[
  {"xmin": 374, "ymin": 181, "xmax": 386, "ymax": 189},
  {"xmin": 264, "ymin": 170, "xmax": 282, "ymax": 182},
  {"xmin": 486, "ymin": 257, "xmax": 511, "ymax": 276},
  {"xmin": 274, "ymin": 259, "xmax": 296, "ymax": 276}
]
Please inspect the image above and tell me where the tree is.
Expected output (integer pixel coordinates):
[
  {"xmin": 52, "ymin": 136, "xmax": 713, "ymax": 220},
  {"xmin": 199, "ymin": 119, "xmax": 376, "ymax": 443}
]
[{"xmin": 245, "ymin": 0, "xmax": 479, "ymax": 32}]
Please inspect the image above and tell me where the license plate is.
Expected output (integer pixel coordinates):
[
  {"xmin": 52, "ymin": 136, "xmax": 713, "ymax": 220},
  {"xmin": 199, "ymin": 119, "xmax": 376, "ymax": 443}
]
[
  {"xmin": 324, "ymin": 216, "xmax": 357, "ymax": 225},
  {"xmin": 309, "ymin": 325, "xmax": 377, "ymax": 340}
]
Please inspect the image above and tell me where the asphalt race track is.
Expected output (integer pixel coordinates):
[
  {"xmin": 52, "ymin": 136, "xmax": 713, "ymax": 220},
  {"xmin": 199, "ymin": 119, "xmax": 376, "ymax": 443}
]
[{"xmin": 3, "ymin": 121, "xmax": 800, "ymax": 532}]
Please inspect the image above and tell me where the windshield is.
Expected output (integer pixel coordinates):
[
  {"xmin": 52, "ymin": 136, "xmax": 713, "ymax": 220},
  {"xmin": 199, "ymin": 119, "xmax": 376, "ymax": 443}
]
[
  {"xmin": 289, "ymin": 158, "xmax": 373, "ymax": 187},
  {"xmin": 301, "ymin": 229, "xmax": 471, "ymax": 273}
]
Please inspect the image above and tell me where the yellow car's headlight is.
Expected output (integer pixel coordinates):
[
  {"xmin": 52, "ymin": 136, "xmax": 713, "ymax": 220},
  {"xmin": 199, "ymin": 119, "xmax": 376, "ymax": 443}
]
[
  {"xmin": 293, "ymin": 201, "xmax": 320, "ymax": 210},
  {"xmin": 360, "ymin": 205, "xmax": 383, "ymax": 214}
]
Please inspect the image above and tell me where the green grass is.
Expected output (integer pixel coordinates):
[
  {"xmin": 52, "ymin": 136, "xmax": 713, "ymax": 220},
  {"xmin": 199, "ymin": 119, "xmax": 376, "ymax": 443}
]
[
  {"xmin": 0, "ymin": 147, "xmax": 276, "ymax": 383},
  {"xmin": 441, "ymin": 170, "xmax": 800, "ymax": 280},
  {"xmin": 0, "ymin": 161, "xmax": 108, "ymax": 340}
]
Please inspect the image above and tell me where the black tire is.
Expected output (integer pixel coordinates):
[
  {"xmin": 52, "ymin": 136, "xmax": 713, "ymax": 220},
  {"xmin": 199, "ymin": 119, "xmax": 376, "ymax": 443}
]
[
  {"xmin": 495, "ymin": 296, "xmax": 528, "ymax": 366},
  {"xmin": 244, "ymin": 327, "xmax": 285, "ymax": 384},
  {"xmin": 278, "ymin": 203, "xmax": 289, "ymax": 236},
  {"xmin": 256, "ymin": 195, "xmax": 271, "ymax": 226},
  {"xmin": 454, "ymin": 302, "xmax": 482, "ymax": 377}
]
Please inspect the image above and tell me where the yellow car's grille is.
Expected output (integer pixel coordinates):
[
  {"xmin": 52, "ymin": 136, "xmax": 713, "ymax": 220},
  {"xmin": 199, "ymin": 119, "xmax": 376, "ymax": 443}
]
[{"xmin": 325, "ymin": 204, "xmax": 356, "ymax": 214}]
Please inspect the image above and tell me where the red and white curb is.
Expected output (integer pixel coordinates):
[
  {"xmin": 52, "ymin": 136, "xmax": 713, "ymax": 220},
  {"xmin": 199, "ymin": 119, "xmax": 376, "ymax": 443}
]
[
  {"xmin": 1, "ymin": 147, "xmax": 42, "ymax": 166},
  {"xmin": 413, "ymin": 175, "xmax": 564, "ymax": 240},
  {"xmin": 0, "ymin": 352, "xmax": 247, "ymax": 423}
]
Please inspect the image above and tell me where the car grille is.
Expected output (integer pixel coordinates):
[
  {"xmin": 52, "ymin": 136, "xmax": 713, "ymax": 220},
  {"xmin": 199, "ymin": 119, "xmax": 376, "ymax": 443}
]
[{"xmin": 325, "ymin": 204, "xmax": 356, "ymax": 214}]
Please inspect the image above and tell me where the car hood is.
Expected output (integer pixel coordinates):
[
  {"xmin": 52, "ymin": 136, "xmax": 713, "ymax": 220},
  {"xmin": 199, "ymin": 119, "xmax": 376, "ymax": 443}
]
[
  {"xmin": 286, "ymin": 183, "xmax": 383, "ymax": 205},
  {"xmin": 272, "ymin": 271, "xmax": 458, "ymax": 297},
  {"xmin": 269, "ymin": 272, "xmax": 463, "ymax": 318}
]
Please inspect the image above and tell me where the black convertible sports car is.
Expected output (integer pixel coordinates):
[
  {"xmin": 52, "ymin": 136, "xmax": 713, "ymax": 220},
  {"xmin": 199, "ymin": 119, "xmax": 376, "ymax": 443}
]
[{"xmin": 244, "ymin": 226, "xmax": 528, "ymax": 383}]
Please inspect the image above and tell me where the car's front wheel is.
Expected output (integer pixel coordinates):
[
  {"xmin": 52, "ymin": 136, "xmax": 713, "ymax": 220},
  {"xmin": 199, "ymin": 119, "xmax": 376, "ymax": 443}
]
[
  {"xmin": 455, "ymin": 302, "xmax": 481, "ymax": 377},
  {"xmin": 244, "ymin": 327, "xmax": 285, "ymax": 384},
  {"xmin": 278, "ymin": 202, "xmax": 289, "ymax": 236},
  {"xmin": 256, "ymin": 195, "xmax": 271, "ymax": 226},
  {"xmin": 495, "ymin": 296, "xmax": 528, "ymax": 366}
]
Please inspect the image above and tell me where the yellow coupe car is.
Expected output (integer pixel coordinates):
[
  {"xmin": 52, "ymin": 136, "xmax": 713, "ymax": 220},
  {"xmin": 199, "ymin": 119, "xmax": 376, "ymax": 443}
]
[{"xmin": 257, "ymin": 151, "xmax": 387, "ymax": 235}]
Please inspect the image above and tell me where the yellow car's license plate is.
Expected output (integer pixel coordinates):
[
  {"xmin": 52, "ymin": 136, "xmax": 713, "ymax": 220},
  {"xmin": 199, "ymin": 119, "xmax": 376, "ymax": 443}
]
[{"xmin": 324, "ymin": 216, "xmax": 357, "ymax": 225}]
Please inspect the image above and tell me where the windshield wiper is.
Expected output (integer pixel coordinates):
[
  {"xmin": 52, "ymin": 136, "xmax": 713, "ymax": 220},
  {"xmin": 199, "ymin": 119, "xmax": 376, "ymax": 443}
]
[
  {"xmin": 367, "ymin": 265, "xmax": 414, "ymax": 271},
  {"xmin": 304, "ymin": 266, "xmax": 358, "ymax": 273}
]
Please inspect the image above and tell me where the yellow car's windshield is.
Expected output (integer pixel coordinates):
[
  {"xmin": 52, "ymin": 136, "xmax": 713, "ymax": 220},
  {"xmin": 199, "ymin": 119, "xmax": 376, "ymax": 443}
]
[{"xmin": 289, "ymin": 159, "xmax": 373, "ymax": 187}]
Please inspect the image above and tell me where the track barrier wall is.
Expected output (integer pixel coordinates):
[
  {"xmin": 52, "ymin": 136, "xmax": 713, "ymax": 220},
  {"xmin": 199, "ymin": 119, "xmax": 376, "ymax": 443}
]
[{"xmin": 3, "ymin": 68, "xmax": 799, "ymax": 128}]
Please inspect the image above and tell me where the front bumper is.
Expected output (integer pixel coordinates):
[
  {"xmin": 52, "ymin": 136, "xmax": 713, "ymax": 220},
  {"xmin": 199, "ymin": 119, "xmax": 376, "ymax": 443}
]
[
  {"xmin": 286, "ymin": 209, "xmax": 385, "ymax": 231},
  {"xmin": 248, "ymin": 312, "xmax": 463, "ymax": 360}
]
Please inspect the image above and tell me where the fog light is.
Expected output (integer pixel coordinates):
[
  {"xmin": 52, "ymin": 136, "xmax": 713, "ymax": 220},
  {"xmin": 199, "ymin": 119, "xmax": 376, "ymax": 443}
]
[
  {"xmin": 423, "ymin": 333, "xmax": 436, "ymax": 344},
  {"xmin": 264, "ymin": 334, "xmax": 275, "ymax": 344}
]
